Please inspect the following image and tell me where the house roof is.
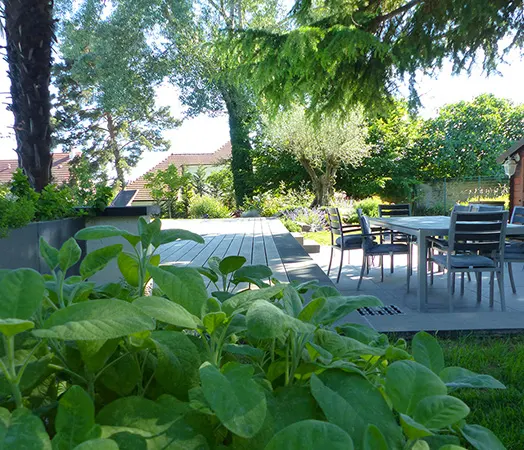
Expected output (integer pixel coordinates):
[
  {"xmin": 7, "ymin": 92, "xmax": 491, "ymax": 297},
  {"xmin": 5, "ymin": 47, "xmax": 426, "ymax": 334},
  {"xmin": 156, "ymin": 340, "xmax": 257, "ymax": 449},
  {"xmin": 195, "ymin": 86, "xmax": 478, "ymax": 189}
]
[
  {"xmin": 125, "ymin": 141, "xmax": 232, "ymax": 202},
  {"xmin": 0, "ymin": 153, "xmax": 74, "ymax": 185},
  {"xmin": 496, "ymin": 138, "xmax": 524, "ymax": 164}
]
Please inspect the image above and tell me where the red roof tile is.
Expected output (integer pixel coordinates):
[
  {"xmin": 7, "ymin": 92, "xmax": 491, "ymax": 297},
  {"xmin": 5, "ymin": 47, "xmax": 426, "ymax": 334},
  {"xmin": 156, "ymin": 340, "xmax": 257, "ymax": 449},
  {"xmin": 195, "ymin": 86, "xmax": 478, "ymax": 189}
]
[
  {"xmin": 0, "ymin": 153, "xmax": 74, "ymax": 185},
  {"xmin": 126, "ymin": 141, "xmax": 231, "ymax": 202}
]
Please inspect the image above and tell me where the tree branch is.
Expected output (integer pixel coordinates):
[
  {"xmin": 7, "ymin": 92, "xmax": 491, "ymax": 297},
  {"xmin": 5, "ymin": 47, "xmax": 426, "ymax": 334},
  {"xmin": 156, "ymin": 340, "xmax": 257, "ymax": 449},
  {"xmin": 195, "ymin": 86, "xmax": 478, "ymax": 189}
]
[{"xmin": 370, "ymin": 0, "xmax": 423, "ymax": 28}]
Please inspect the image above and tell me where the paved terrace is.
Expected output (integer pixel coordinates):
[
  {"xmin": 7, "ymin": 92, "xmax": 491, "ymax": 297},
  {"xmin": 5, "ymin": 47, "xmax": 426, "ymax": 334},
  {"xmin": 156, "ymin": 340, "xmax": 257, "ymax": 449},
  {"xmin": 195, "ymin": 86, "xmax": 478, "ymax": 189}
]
[{"xmin": 158, "ymin": 218, "xmax": 524, "ymax": 334}]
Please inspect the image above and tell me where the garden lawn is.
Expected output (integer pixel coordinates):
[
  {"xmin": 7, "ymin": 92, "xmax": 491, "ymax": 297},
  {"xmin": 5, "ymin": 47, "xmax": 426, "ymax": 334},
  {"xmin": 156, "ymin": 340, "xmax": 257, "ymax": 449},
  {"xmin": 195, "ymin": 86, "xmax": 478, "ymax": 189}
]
[
  {"xmin": 303, "ymin": 231, "xmax": 332, "ymax": 246},
  {"xmin": 438, "ymin": 334, "xmax": 524, "ymax": 450}
]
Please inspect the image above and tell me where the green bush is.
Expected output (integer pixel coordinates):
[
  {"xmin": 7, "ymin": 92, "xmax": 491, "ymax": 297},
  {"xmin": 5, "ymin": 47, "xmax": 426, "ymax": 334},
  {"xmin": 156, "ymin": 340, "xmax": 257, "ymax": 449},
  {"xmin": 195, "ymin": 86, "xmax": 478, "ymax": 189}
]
[
  {"xmin": 189, "ymin": 194, "xmax": 231, "ymax": 218},
  {"xmin": 0, "ymin": 219, "xmax": 508, "ymax": 449},
  {"xmin": 35, "ymin": 184, "xmax": 78, "ymax": 222},
  {"xmin": 244, "ymin": 185, "xmax": 314, "ymax": 217},
  {"xmin": 281, "ymin": 217, "xmax": 302, "ymax": 232},
  {"xmin": 347, "ymin": 197, "xmax": 382, "ymax": 223},
  {"xmin": 0, "ymin": 189, "xmax": 35, "ymax": 237}
]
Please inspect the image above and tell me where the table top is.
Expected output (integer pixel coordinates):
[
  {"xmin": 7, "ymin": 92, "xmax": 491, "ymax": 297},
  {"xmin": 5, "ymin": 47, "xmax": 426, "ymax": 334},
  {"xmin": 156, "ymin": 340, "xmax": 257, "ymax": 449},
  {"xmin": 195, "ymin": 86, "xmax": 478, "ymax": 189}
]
[{"xmin": 368, "ymin": 215, "xmax": 524, "ymax": 236}]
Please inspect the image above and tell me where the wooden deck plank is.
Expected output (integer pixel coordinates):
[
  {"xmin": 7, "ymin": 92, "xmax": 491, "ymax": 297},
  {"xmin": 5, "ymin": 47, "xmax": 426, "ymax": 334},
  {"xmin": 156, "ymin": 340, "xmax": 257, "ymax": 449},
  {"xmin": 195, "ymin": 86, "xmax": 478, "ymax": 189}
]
[
  {"xmin": 189, "ymin": 234, "xmax": 228, "ymax": 269},
  {"xmin": 160, "ymin": 239, "xmax": 200, "ymax": 264},
  {"xmin": 163, "ymin": 234, "xmax": 218, "ymax": 266},
  {"xmin": 252, "ymin": 218, "xmax": 267, "ymax": 266},
  {"xmin": 238, "ymin": 218, "xmax": 255, "ymax": 263},
  {"xmin": 261, "ymin": 218, "xmax": 288, "ymax": 283}
]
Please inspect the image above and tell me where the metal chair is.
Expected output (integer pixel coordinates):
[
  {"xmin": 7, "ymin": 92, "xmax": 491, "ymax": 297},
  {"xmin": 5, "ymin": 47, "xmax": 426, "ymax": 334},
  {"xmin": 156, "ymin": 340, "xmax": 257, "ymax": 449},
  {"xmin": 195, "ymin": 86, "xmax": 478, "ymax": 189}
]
[
  {"xmin": 357, "ymin": 209, "xmax": 411, "ymax": 291},
  {"xmin": 506, "ymin": 206, "xmax": 524, "ymax": 294},
  {"xmin": 326, "ymin": 207, "xmax": 366, "ymax": 283},
  {"xmin": 428, "ymin": 211, "xmax": 508, "ymax": 312},
  {"xmin": 469, "ymin": 203, "xmax": 505, "ymax": 212},
  {"xmin": 378, "ymin": 204, "xmax": 413, "ymax": 274}
]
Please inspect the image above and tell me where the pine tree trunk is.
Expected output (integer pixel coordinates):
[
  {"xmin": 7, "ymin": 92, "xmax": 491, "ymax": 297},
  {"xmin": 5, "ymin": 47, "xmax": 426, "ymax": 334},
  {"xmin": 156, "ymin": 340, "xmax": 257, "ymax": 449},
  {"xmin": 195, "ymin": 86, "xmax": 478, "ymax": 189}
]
[
  {"xmin": 222, "ymin": 86, "xmax": 254, "ymax": 207},
  {"xmin": 3, "ymin": 0, "xmax": 54, "ymax": 192},
  {"xmin": 106, "ymin": 113, "xmax": 126, "ymax": 189}
]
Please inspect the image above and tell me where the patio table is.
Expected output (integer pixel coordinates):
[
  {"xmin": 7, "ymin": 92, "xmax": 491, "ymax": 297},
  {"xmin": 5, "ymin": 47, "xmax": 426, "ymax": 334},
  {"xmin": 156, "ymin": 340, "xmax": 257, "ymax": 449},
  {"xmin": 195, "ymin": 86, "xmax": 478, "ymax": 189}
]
[{"xmin": 368, "ymin": 215, "xmax": 524, "ymax": 312}]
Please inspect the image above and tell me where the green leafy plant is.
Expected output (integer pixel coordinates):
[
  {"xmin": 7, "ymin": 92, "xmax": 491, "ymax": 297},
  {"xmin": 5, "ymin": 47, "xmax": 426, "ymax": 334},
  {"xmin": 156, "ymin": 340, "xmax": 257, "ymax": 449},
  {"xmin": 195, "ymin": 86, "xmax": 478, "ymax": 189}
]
[
  {"xmin": 0, "ymin": 217, "xmax": 508, "ymax": 449},
  {"xmin": 188, "ymin": 194, "xmax": 231, "ymax": 218}
]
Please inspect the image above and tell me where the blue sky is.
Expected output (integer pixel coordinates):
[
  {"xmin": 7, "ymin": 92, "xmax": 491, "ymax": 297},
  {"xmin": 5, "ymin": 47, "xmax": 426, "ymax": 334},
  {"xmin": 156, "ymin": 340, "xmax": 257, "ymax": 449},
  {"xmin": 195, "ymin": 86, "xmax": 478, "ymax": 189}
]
[{"xmin": 0, "ymin": 44, "xmax": 523, "ymax": 181}]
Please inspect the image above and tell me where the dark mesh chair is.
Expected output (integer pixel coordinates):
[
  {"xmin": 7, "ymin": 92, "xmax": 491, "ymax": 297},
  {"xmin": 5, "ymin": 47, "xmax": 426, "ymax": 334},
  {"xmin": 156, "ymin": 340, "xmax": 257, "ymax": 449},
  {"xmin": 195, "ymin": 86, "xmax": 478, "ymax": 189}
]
[
  {"xmin": 428, "ymin": 211, "xmax": 508, "ymax": 311},
  {"xmin": 326, "ymin": 207, "xmax": 366, "ymax": 283},
  {"xmin": 506, "ymin": 206, "xmax": 524, "ymax": 294},
  {"xmin": 357, "ymin": 209, "xmax": 411, "ymax": 291}
]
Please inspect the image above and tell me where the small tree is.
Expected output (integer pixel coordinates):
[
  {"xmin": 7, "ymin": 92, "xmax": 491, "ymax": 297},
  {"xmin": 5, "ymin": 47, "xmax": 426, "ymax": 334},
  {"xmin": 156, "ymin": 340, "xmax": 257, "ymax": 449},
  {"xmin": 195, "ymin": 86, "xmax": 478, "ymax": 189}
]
[
  {"xmin": 191, "ymin": 166, "xmax": 209, "ymax": 196},
  {"xmin": 207, "ymin": 167, "xmax": 235, "ymax": 208},
  {"xmin": 144, "ymin": 164, "xmax": 192, "ymax": 218},
  {"xmin": 265, "ymin": 106, "xmax": 369, "ymax": 206}
]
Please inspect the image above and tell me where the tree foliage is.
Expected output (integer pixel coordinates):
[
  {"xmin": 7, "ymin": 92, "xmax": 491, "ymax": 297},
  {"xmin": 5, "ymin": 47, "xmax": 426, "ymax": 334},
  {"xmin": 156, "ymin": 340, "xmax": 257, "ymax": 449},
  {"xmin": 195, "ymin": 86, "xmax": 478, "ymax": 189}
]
[
  {"xmin": 264, "ymin": 104, "xmax": 369, "ymax": 205},
  {"xmin": 144, "ymin": 164, "xmax": 192, "ymax": 218},
  {"xmin": 235, "ymin": 0, "xmax": 524, "ymax": 115},
  {"xmin": 52, "ymin": 1, "xmax": 178, "ymax": 187}
]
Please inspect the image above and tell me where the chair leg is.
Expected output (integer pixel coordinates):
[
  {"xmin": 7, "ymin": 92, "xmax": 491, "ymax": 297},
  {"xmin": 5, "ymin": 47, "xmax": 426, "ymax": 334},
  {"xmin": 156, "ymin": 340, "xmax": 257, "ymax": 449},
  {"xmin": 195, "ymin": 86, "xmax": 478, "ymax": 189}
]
[
  {"xmin": 447, "ymin": 271, "xmax": 453, "ymax": 312},
  {"xmin": 380, "ymin": 255, "xmax": 384, "ymax": 282},
  {"xmin": 336, "ymin": 248, "xmax": 344, "ymax": 283},
  {"xmin": 357, "ymin": 252, "xmax": 366, "ymax": 290},
  {"xmin": 489, "ymin": 273, "xmax": 495, "ymax": 307},
  {"xmin": 406, "ymin": 250, "xmax": 411, "ymax": 293},
  {"xmin": 452, "ymin": 273, "xmax": 456, "ymax": 295},
  {"xmin": 430, "ymin": 258, "xmax": 434, "ymax": 286},
  {"xmin": 508, "ymin": 263, "xmax": 517, "ymax": 294},
  {"xmin": 390, "ymin": 254, "xmax": 394, "ymax": 273},
  {"xmin": 460, "ymin": 272, "xmax": 465, "ymax": 296},
  {"xmin": 496, "ymin": 269, "xmax": 506, "ymax": 312},
  {"xmin": 366, "ymin": 256, "xmax": 371, "ymax": 274},
  {"xmin": 348, "ymin": 250, "xmax": 351, "ymax": 265},
  {"xmin": 327, "ymin": 247, "xmax": 334, "ymax": 276},
  {"xmin": 467, "ymin": 272, "xmax": 471, "ymax": 282},
  {"xmin": 475, "ymin": 273, "xmax": 482, "ymax": 304}
]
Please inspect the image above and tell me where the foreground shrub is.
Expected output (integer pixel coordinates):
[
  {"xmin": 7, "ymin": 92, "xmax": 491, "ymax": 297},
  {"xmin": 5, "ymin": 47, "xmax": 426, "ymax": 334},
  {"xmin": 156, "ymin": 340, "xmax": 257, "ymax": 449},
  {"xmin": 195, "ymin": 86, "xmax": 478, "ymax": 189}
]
[
  {"xmin": 245, "ymin": 184, "xmax": 314, "ymax": 217},
  {"xmin": 347, "ymin": 197, "xmax": 382, "ymax": 223},
  {"xmin": 0, "ymin": 189, "xmax": 35, "ymax": 237},
  {"xmin": 0, "ymin": 218, "xmax": 507, "ymax": 449},
  {"xmin": 189, "ymin": 194, "xmax": 231, "ymax": 218}
]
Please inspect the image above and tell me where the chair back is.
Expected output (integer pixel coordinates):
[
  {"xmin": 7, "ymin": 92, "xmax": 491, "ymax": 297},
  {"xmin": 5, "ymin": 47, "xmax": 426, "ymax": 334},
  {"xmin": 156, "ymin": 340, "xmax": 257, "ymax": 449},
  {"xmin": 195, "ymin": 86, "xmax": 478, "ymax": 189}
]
[
  {"xmin": 451, "ymin": 204, "xmax": 471, "ymax": 214},
  {"xmin": 356, "ymin": 208, "xmax": 374, "ymax": 250},
  {"xmin": 510, "ymin": 206, "xmax": 524, "ymax": 225},
  {"xmin": 378, "ymin": 203, "xmax": 411, "ymax": 217},
  {"xmin": 469, "ymin": 203, "xmax": 504, "ymax": 212},
  {"xmin": 448, "ymin": 211, "xmax": 509, "ymax": 259},
  {"xmin": 326, "ymin": 207, "xmax": 344, "ymax": 245}
]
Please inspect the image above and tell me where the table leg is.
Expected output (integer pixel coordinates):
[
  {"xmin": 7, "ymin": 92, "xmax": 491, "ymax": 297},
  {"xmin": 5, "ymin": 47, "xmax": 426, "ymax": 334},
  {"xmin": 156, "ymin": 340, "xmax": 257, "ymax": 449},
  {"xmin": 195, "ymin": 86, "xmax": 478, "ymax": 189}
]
[{"xmin": 417, "ymin": 233, "xmax": 427, "ymax": 311}]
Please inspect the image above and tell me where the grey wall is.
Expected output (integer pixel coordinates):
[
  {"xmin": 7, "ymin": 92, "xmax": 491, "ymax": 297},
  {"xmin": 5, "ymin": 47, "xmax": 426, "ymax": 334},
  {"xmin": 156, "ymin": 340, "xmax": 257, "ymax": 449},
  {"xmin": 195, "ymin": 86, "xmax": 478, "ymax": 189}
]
[{"xmin": 0, "ymin": 217, "xmax": 86, "ymax": 275}]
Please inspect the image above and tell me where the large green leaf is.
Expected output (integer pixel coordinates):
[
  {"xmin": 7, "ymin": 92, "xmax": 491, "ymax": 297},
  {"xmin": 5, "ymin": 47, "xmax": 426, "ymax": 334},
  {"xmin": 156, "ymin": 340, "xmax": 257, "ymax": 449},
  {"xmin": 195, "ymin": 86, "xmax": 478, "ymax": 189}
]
[
  {"xmin": 97, "ymin": 396, "xmax": 208, "ymax": 449},
  {"xmin": 385, "ymin": 361, "xmax": 448, "ymax": 415},
  {"xmin": 313, "ymin": 295, "xmax": 383, "ymax": 325},
  {"xmin": 0, "ymin": 268, "xmax": 44, "ymax": 320},
  {"xmin": 413, "ymin": 395, "xmax": 469, "ymax": 429},
  {"xmin": 439, "ymin": 367, "xmax": 506, "ymax": 390},
  {"xmin": 203, "ymin": 312, "xmax": 227, "ymax": 335},
  {"xmin": 363, "ymin": 425, "xmax": 389, "ymax": 450},
  {"xmin": 246, "ymin": 301, "xmax": 289, "ymax": 340},
  {"xmin": 148, "ymin": 265, "xmax": 208, "ymax": 318},
  {"xmin": 310, "ymin": 371, "xmax": 403, "ymax": 449},
  {"xmin": 151, "ymin": 228, "xmax": 204, "ymax": 248},
  {"xmin": 233, "ymin": 265, "xmax": 272, "ymax": 281},
  {"xmin": 40, "ymin": 238, "xmax": 59, "ymax": 271},
  {"xmin": 77, "ymin": 339, "xmax": 120, "ymax": 372},
  {"xmin": 73, "ymin": 439, "xmax": 118, "ymax": 450},
  {"xmin": 460, "ymin": 424, "xmax": 506, "ymax": 450},
  {"xmin": 52, "ymin": 386, "xmax": 101, "ymax": 450},
  {"xmin": 219, "ymin": 256, "xmax": 246, "ymax": 274},
  {"xmin": 297, "ymin": 297, "xmax": 326, "ymax": 323},
  {"xmin": 150, "ymin": 331, "xmax": 201, "ymax": 399},
  {"xmin": 33, "ymin": 299, "xmax": 155, "ymax": 340},
  {"xmin": 399, "ymin": 414, "xmax": 433, "ymax": 440},
  {"xmin": 412, "ymin": 331, "xmax": 445, "ymax": 374},
  {"xmin": 0, "ymin": 319, "xmax": 34, "ymax": 337},
  {"xmin": 0, "ymin": 354, "xmax": 55, "ymax": 397},
  {"xmin": 138, "ymin": 217, "xmax": 161, "ymax": 249},
  {"xmin": 314, "ymin": 329, "xmax": 385, "ymax": 358},
  {"xmin": 75, "ymin": 226, "xmax": 140, "ymax": 247},
  {"xmin": 80, "ymin": 244, "xmax": 123, "ymax": 279},
  {"xmin": 59, "ymin": 238, "xmax": 82, "ymax": 273},
  {"xmin": 265, "ymin": 420, "xmax": 354, "ymax": 450},
  {"xmin": 0, "ymin": 407, "xmax": 51, "ymax": 449},
  {"xmin": 336, "ymin": 323, "xmax": 381, "ymax": 345},
  {"xmin": 133, "ymin": 296, "xmax": 199, "ymax": 329},
  {"xmin": 200, "ymin": 362, "xmax": 266, "ymax": 438},
  {"xmin": 99, "ymin": 354, "xmax": 141, "ymax": 396},
  {"xmin": 117, "ymin": 252, "xmax": 140, "ymax": 287},
  {"xmin": 281, "ymin": 285, "xmax": 303, "ymax": 318},
  {"xmin": 222, "ymin": 285, "xmax": 285, "ymax": 316}
]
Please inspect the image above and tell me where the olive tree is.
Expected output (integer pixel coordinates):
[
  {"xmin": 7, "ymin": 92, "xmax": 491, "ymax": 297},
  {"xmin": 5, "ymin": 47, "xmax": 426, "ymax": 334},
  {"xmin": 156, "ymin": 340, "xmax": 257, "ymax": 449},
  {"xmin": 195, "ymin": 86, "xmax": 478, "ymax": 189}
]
[{"xmin": 265, "ymin": 106, "xmax": 369, "ymax": 206}]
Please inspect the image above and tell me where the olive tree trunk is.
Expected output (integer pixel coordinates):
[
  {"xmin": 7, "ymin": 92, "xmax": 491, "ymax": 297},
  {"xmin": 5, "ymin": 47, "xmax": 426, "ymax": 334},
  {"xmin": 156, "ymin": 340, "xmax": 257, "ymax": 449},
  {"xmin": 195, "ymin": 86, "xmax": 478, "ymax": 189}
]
[{"xmin": 3, "ymin": 0, "xmax": 54, "ymax": 191}]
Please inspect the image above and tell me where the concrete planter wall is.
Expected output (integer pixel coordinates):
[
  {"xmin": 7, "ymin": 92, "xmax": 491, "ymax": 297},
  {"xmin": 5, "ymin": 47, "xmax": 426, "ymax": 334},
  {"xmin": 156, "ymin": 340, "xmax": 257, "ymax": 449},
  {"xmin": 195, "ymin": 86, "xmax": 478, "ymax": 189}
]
[{"xmin": 0, "ymin": 217, "xmax": 86, "ymax": 274}]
